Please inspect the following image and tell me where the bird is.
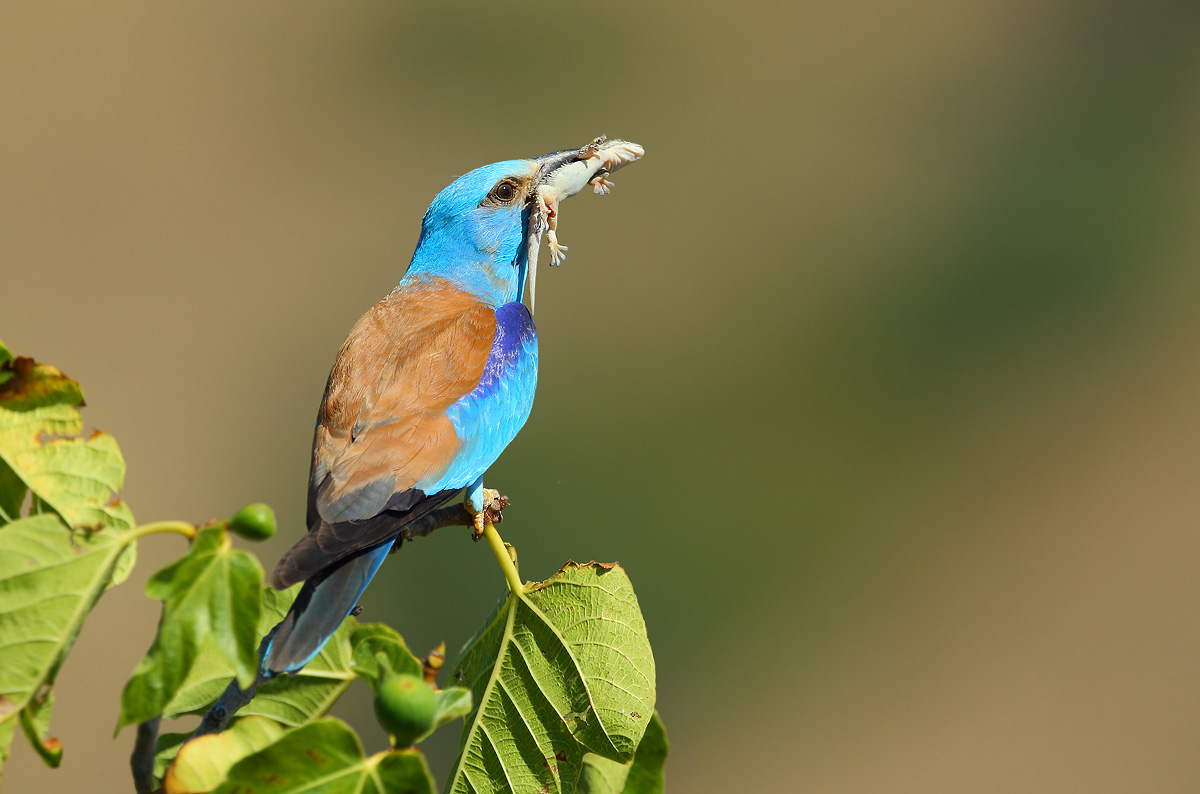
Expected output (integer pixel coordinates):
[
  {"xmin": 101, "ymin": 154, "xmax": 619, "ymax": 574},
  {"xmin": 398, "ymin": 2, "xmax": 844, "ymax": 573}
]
[{"xmin": 260, "ymin": 136, "xmax": 644, "ymax": 676}]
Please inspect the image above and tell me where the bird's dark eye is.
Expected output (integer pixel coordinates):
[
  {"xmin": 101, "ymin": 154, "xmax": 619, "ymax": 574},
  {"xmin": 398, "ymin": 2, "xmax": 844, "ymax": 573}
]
[{"xmin": 491, "ymin": 180, "xmax": 517, "ymax": 202}]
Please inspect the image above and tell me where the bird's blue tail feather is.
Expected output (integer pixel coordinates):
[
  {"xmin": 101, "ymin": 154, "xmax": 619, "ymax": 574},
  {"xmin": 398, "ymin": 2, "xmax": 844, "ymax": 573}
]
[{"xmin": 260, "ymin": 540, "xmax": 393, "ymax": 676}]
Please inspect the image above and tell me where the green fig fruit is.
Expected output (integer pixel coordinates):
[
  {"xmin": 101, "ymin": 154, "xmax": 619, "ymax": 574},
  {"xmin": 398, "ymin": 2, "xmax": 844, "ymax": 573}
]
[
  {"xmin": 227, "ymin": 503, "xmax": 276, "ymax": 540},
  {"xmin": 374, "ymin": 673, "xmax": 437, "ymax": 746}
]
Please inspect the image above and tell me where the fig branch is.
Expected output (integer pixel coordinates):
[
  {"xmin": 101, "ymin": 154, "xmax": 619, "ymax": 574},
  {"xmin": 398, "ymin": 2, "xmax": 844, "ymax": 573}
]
[{"xmin": 482, "ymin": 522, "xmax": 524, "ymax": 595}]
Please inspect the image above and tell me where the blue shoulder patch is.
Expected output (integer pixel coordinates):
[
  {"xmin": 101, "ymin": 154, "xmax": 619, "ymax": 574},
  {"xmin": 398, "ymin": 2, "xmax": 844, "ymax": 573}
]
[{"xmin": 422, "ymin": 302, "xmax": 538, "ymax": 492}]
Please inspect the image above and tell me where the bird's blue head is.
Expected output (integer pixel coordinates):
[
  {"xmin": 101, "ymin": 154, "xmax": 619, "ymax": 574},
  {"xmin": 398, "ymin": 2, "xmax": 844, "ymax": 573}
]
[
  {"xmin": 405, "ymin": 158, "xmax": 540, "ymax": 307},
  {"xmin": 403, "ymin": 137, "xmax": 644, "ymax": 309}
]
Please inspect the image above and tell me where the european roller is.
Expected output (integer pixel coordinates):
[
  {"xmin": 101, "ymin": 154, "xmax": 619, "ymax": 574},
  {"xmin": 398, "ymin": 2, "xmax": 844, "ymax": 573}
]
[{"xmin": 261, "ymin": 137, "xmax": 644, "ymax": 676}]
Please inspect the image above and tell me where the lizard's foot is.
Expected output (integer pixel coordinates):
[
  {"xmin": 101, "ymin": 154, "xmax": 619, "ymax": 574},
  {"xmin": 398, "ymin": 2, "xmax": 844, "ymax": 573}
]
[
  {"xmin": 547, "ymin": 229, "xmax": 568, "ymax": 266},
  {"xmin": 472, "ymin": 488, "xmax": 509, "ymax": 537},
  {"xmin": 590, "ymin": 173, "xmax": 613, "ymax": 195}
]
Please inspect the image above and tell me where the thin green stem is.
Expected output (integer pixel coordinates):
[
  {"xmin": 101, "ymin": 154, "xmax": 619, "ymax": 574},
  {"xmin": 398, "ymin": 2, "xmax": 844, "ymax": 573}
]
[
  {"xmin": 482, "ymin": 522, "xmax": 524, "ymax": 595},
  {"xmin": 122, "ymin": 520, "xmax": 197, "ymax": 542}
]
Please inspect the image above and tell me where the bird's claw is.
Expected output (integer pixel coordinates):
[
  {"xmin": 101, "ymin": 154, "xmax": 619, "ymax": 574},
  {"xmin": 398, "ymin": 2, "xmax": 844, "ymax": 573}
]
[{"xmin": 472, "ymin": 488, "xmax": 509, "ymax": 537}]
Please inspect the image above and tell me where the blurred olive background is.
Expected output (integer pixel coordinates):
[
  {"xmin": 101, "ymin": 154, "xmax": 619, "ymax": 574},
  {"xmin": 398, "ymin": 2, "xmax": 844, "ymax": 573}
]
[{"xmin": 4, "ymin": 1, "xmax": 1200, "ymax": 791}]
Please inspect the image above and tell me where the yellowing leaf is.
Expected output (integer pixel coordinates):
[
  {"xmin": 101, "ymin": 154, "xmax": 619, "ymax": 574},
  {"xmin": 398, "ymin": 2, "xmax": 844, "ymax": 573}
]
[
  {"xmin": 163, "ymin": 716, "xmax": 284, "ymax": 794},
  {"xmin": 0, "ymin": 347, "xmax": 138, "ymax": 778},
  {"xmin": 0, "ymin": 354, "xmax": 132, "ymax": 531},
  {"xmin": 0, "ymin": 514, "xmax": 136, "ymax": 767}
]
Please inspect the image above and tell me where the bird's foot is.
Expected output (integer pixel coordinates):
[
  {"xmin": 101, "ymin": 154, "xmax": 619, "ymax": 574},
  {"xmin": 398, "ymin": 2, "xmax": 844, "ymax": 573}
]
[
  {"xmin": 547, "ymin": 229, "xmax": 569, "ymax": 266},
  {"xmin": 472, "ymin": 489, "xmax": 509, "ymax": 537}
]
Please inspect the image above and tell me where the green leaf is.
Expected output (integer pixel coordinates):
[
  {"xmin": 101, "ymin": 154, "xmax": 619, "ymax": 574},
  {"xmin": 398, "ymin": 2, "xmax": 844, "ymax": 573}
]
[
  {"xmin": 117, "ymin": 526, "xmax": 263, "ymax": 731},
  {"xmin": 579, "ymin": 755, "xmax": 628, "ymax": 794},
  {"xmin": 152, "ymin": 610, "xmax": 360, "ymax": 782},
  {"xmin": 211, "ymin": 718, "xmax": 435, "ymax": 794},
  {"xmin": 420, "ymin": 687, "xmax": 473, "ymax": 744},
  {"xmin": 153, "ymin": 599, "xmax": 435, "ymax": 781},
  {"xmin": 154, "ymin": 609, "xmax": 432, "ymax": 786},
  {"xmin": 351, "ymin": 622, "xmax": 424, "ymax": 693},
  {"xmin": 158, "ymin": 587, "xmax": 420, "ymax": 731},
  {"xmin": 619, "ymin": 712, "xmax": 667, "ymax": 794},
  {"xmin": 148, "ymin": 594, "xmax": 436, "ymax": 783},
  {"xmin": 150, "ymin": 584, "xmax": 354, "ymax": 734},
  {"xmin": 579, "ymin": 713, "xmax": 668, "ymax": 794},
  {"xmin": 447, "ymin": 561, "xmax": 656, "ymax": 794},
  {"xmin": 0, "ymin": 514, "xmax": 135, "ymax": 772},
  {"xmin": 161, "ymin": 716, "xmax": 284, "ymax": 794},
  {"xmin": 0, "ymin": 354, "xmax": 133, "ymax": 531}
]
